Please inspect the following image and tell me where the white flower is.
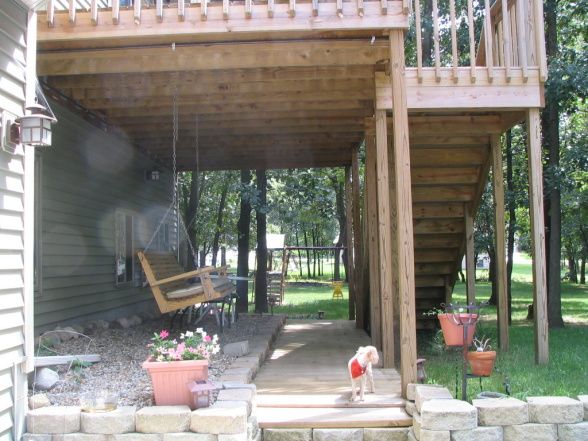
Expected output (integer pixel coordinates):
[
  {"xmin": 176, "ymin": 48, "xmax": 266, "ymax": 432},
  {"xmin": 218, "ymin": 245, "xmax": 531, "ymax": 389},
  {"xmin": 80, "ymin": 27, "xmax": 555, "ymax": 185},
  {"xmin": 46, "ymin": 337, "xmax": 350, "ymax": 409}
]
[
  {"xmin": 196, "ymin": 328, "xmax": 203, "ymax": 334},
  {"xmin": 184, "ymin": 331, "xmax": 194, "ymax": 338}
]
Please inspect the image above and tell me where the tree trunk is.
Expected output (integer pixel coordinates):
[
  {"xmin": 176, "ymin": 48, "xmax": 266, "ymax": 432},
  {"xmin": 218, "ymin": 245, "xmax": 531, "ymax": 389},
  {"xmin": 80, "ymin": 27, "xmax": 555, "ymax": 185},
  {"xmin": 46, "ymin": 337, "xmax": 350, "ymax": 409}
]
[
  {"xmin": 254, "ymin": 170, "xmax": 268, "ymax": 313},
  {"xmin": 542, "ymin": 0, "xmax": 564, "ymax": 328},
  {"xmin": 330, "ymin": 176, "xmax": 348, "ymax": 281},
  {"xmin": 567, "ymin": 252, "xmax": 578, "ymax": 283},
  {"xmin": 199, "ymin": 247, "xmax": 207, "ymax": 267},
  {"xmin": 487, "ymin": 247, "xmax": 497, "ymax": 305},
  {"xmin": 221, "ymin": 247, "xmax": 226, "ymax": 267},
  {"xmin": 422, "ymin": 0, "xmax": 434, "ymax": 66},
  {"xmin": 211, "ymin": 177, "xmax": 229, "ymax": 267},
  {"xmin": 295, "ymin": 230, "xmax": 303, "ymax": 277},
  {"xmin": 580, "ymin": 257, "xmax": 586, "ymax": 285},
  {"xmin": 304, "ymin": 229, "xmax": 311, "ymax": 278},
  {"xmin": 505, "ymin": 130, "xmax": 516, "ymax": 324},
  {"xmin": 185, "ymin": 170, "xmax": 203, "ymax": 269},
  {"xmin": 236, "ymin": 170, "xmax": 252, "ymax": 313}
]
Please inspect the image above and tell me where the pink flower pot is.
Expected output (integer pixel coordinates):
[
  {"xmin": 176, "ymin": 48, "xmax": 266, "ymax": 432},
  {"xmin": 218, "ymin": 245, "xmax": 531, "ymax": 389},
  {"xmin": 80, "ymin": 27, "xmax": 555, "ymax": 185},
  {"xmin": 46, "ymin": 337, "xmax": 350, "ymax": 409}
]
[{"xmin": 142, "ymin": 359, "xmax": 208, "ymax": 409}]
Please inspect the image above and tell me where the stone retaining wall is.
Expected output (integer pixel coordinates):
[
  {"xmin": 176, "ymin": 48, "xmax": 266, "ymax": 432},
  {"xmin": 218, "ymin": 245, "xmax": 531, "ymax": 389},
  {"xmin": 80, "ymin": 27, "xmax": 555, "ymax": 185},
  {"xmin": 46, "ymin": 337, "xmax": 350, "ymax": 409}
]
[
  {"xmin": 23, "ymin": 315, "xmax": 286, "ymax": 441},
  {"xmin": 406, "ymin": 384, "xmax": 588, "ymax": 441}
]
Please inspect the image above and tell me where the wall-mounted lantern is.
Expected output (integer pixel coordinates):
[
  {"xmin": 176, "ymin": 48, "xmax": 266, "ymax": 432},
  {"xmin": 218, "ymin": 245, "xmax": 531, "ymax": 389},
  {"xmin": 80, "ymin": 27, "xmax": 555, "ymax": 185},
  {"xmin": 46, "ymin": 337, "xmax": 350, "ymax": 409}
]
[
  {"xmin": 146, "ymin": 168, "xmax": 161, "ymax": 181},
  {"xmin": 17, "ymin": 103, "xmax": 57, "ymax": 147}
]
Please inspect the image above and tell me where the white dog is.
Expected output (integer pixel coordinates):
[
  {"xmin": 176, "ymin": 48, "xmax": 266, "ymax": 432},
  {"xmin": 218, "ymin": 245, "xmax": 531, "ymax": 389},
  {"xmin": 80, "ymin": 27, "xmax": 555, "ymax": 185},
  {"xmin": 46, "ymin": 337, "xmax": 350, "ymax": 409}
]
[{"xmin": 348, "ymin": 345, "xmax": 379, "ymax": 401}]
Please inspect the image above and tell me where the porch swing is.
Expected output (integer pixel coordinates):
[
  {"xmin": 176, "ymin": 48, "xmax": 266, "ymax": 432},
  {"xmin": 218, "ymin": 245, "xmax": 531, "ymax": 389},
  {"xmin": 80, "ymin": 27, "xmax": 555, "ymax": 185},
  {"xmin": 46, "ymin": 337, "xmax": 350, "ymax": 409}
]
[{"xmin": 137, "ymin": 91, "xmax": 235, "ymax": 321}]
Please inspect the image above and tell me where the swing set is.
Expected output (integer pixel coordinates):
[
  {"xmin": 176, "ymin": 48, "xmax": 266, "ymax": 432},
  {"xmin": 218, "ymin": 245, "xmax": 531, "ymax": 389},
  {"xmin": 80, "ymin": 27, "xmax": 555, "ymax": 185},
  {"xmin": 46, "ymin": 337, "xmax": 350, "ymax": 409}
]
[{"xmin": 137, "ymin": 89, "xmax": 235, "ymax": 325}]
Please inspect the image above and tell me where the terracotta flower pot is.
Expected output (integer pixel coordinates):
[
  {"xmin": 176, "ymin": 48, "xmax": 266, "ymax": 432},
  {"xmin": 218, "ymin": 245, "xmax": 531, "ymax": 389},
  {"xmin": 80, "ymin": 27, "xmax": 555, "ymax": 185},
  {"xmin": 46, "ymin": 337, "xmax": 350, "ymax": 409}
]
[
  {"xmin": 466, "ymin": 351, "xmax": 497, "ymax": 377},
  {"xmin": 143, "ymin": 359, "xmax": 208, "ymax": 409},
  {"xmin": 438, "ymin": 313, "xmax": 477, "ymax": 346}
]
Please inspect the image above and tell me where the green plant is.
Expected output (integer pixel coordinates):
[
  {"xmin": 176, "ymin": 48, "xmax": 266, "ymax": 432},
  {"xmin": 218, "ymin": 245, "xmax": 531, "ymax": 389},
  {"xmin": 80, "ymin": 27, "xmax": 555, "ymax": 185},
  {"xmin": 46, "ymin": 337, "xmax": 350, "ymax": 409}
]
[{"xmin": 472, "ymin": 336, "xmax": 492, "ymax": 352}]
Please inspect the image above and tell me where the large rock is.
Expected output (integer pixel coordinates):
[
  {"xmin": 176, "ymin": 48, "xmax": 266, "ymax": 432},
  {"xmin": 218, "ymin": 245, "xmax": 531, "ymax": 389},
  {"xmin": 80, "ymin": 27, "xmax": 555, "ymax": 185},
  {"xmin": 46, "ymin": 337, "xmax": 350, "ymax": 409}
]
[
  {"xmin": 420, "ymin": 428, "xmax": 450, "ymax": 441},
  {"xmin": 503, "ymin": 423, "xmax": 557, "ymax": 441},
  {"xmin": 262, "ymin": 428, "xmax": 312, "ymax": 441},
  {"xmin": 26, "ymin": 406, "xmax": 80, "ymax": 434},
  {"xmin": 81, "ymin": 406, "xmax": 136, "ymax": 434},
  {"xmin": 29, "ymin": 394, "xmax": 51, "ymax": 410},
  {"xmin": 450, "ymin": 426, "xmax": 503, "ymax": 441},
  {"xmin": 557, "ymin": 421, "xmax": 588, "ymax": 441},
  {"xmin": 191, "ymin": 401, "xmax": 247, "ymax": 434},
  {"xmin": 405, "ymin": 401, "xmax": 417, "ymax": 417},
  {"xmin": 415, "ymin": 385, "xmax": 453, "ymax": 413},
  {"xmin": 577, "ymin": 395, "xmax": 588, "ymax": 420},
  {"xmin": 128, "ymin": 315, "xmax": 143, "ymax": 326},
  {"xmin": 363, "ymin": 428, "xmax": 408, "ymax": 441},
  {"xmin": 473, "ymin": 397, "xmax": 528, "ymax": 426},
  {"xmin": 312, "ymin": 428, "xmax": 363, "ymax": 441},
  {"xmin": 223, "ymin": 341, "xmax": 250, "ymax": 357},
  {"xmin": 216, "ymin": 389, "xmax": 255, "ymax": 416},
  {"xmin": 421, "ymin": 399, "xmax": 477, "ymax": 431},
  {"xmin": 33, "ymin": 368, "xmax": 59, "ymax": 391},
  {"xmin": 162, "ymin": 434, "xmax": 217, "ymax": 441},
  {"xmin": 59, "ymin": 434, "xmax": 108, "ymax": 441},
  {"xmin": 527, "ymin": 396, "xmax": 584, "ymax": 424},
  {"xmin": 110, "ymin": 435, "xmax": 163, "ymax": 441},
  {"xmin": 21, "ymin": 435, "xmax": 52, "ymax": 441},
  {"xmin": 136, "ymin": 406, "xmax": 191, "ymax": 433}
]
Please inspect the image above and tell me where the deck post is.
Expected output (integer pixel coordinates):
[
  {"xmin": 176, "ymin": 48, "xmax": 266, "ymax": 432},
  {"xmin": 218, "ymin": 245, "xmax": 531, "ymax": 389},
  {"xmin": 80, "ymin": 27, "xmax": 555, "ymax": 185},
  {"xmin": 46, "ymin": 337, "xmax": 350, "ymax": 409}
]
[
  {"xmin": 492, "ymin": 135, "xmax": 509, "ymax": 351},
  {"xmin": 388, "ymin": 134, "xmax": 400, "ymax": 367},
  {"xmin": 526, "ymin": 108, "xmax": 549, "ymax": 363},
  {"xmin": 365, "ymin": 126, "xmax": 382, "ymax": 349},
  {"xmin": 464, "ymin": 205, "xmax": 476, "ymax": 304},
  {"xmin": 375, "ymin": 109, "xmax": 395, "ymax": 368},
  {"xmin": 389, "ymin": 30, "xmax": 417, "ymax": 394},
  {"xmin": 345, "ymin": 166, "xmax": 356, "ymax": 321},
  {"xmin": 352, "ymin": 145, "xmax": 364, "ymax": 329}
]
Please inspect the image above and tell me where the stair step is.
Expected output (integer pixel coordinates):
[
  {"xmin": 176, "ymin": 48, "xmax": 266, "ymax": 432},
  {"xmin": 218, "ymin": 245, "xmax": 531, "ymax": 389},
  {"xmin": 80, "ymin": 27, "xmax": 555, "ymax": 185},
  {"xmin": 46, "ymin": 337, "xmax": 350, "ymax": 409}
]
[
  {"xmin": 257, "ymin": 394, "xmax": 405, "ymax": 408},
  {"xmin": 257, "ymin": 406, "xmax": 413, "ymax": 429}
]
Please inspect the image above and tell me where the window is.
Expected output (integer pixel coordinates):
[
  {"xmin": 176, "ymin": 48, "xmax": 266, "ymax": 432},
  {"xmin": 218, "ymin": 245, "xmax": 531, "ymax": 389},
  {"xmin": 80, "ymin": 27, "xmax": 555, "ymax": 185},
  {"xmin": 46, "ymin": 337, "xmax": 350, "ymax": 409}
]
[{"xmin": 115, "ymin": 211, "xmax": 134, "ymax": 285}]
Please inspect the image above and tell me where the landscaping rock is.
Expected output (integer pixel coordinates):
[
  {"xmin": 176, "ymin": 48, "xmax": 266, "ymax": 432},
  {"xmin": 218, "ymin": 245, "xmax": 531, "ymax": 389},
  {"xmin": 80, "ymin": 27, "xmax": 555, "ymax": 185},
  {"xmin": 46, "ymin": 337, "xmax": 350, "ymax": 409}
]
[
  {"xmin": 136, "ymin": 406, "xmax": 191, "ymax": 433},
  {"xmin": 32, "ymin": 368, "xmax": 59, "ymax": 391},
  {"xmin": 218, "ymin": 434, "xmax": 247, "ymax": 441},
  {"xmin": 128, "ymin": 315, "xmax": 143, "ymax": 326},
  {"xmin": 405, "ymin": 401, "xmax": 417, "ymax": 417},
  {"xmin": 503, "ymin": 423, "xmax": 557, "ymax": 441},
  {"xmin": 38, "ymin": 334, "xmax": 61, "ymax": 348},
  {"xmin": 415, "ymin": 385, "xmax": 453, "ymax": 413},
  {"xmin": 21, "ymin": 435, "xmax": 52, "ymax": 441},
  {"xmin": 473, "ymin": 397, "xmax": 528, "ymax": 426},
  {"xmin": 58, "ymin": 434, "xmax": 108, "ymax": 441},
  {"xmin": 191, "ymin": 401, "xmax": 247, "ymax": 434},
  {"xmin": 114, "ymin": 317, "xmax": 131, "ymax": 329},
  {"xmin": 421, "ymin": 399, "xmax": 477, "ymax": 431},
  {"xmin": 527, "ymin": 396, "xmax": 584, "ymax": 424},
  {"xmin": 55, "ymin": 327, "xmax": 80, "ymax": 341},
  {"xmin": 407, "ymin": 428, "xmax": 417, "ymax": 441},
  {"xmin": 29, "ymin": 394, "xmax": 51, "ymax": 410},
  {"xmin": 163, "ymin": 434, "xmax": 217, "ymax": 441},
  {"xmin": 577, "ymin": 395, "xmax": 588, "ymax": 420},
  {"xmin": 557, "ymin": 421, "xmax": 588, "ymax": 441},
  {"xmin": 262, "ymin": 428, "xmax": 312, "ymax": 441},
  {"xmin": 81, "ymin": 406, "xmax": 136, "ymax": 434},
  {"xmin": 223, "ymin": 341, "xmax": 250, "ymax": 357},
  {"xmin": 412, "ymin": 411, "xmax": 422, "ymax": 440},
  {"xmin": 312, "ymin": 428, "xmax": 363, "ymax": 441},
  {"xmin": 363, "ymin": 428, "xmax": 408, "ymax": 441},
  {"xmin": 450, "ymin": 426, "xmax": 503, "ymax": 441},
  {"xmin": 110, "ymin": 435, "xmax": 163, "ymax": 441},
  {"xmin": 420, "ymin": 428, "xmax": 450, "ymax": 441},
  {"xmin": 26, "ymin": 406, "xmax": 80, "ymax": 434},
  {"xmin": 217, "ymin": 388, "xmax": 255, "ymax": 415}
]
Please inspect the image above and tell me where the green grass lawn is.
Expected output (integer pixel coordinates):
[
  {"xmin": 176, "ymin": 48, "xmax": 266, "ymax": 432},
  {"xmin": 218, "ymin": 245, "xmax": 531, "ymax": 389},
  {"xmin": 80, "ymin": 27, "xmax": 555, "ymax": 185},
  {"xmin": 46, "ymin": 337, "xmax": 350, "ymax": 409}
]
[{"xmin": 256, "ymin": 257, "xmax": 588, "ymax": 399}]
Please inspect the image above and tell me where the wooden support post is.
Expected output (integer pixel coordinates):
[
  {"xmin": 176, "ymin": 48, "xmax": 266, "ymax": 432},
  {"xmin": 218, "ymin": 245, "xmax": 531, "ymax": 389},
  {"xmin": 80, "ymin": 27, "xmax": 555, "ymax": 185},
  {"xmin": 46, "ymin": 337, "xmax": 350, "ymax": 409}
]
[
  {"xmin": 112, "ymin": 0, "xmax": 120, "ymax": 24},
  {"xmin": 390, "ymin": 30, "xmax": 417, "ymax": 395},
  {"xmin": 465, "ymin": 206, "xmax": 476, "ymax": 304},
  {"xmin": 526, "ymin": 108, "xmax": 549, "ymax": 364},
  {"xmin": 365, "ymin": 128, "xmax": 382, "ymax": 350},
  {"xmin": 47, "ymin": 0, "xmax": 55, "ymax": 27},
  {"xmin": 91, "ymin": 0, "xmax": 98, "ymax": 25},
  {"xmin": 69, "ymin": 0, "xmax": 76, "ymax": 24},
  {"xmin": 492, "ymin": 135, "xmax": 509, "ymax": 351},
  {"xmin": 352, "ymin": 146, "xmax": 364, "ymax": 329},
  {"xmin": 345, "ymin": 166, "xmax": 356, "ymax": 321},
  {"xmin": 375, "ymin": 109, "xmax": 394, "ymax": 368},
  {"xmin": 388, "ymin": 131, "xmax": 400, "ymax": 367}
]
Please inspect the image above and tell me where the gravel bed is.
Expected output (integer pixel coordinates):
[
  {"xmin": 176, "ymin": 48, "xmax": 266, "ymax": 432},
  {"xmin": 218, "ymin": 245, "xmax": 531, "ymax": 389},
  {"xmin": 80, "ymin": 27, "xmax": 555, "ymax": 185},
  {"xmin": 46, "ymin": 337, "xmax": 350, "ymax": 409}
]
[{"xmin": 33, "ymin": 314, "xmax": 274, "ymax": 408}]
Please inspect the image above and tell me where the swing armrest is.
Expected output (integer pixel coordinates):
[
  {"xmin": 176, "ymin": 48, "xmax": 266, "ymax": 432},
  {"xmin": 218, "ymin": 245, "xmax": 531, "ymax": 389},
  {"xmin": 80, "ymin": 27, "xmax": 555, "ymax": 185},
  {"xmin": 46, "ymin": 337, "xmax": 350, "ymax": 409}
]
[{"xmin": 151, "ymin": 266, "xmax": 216, "ymax": 287}]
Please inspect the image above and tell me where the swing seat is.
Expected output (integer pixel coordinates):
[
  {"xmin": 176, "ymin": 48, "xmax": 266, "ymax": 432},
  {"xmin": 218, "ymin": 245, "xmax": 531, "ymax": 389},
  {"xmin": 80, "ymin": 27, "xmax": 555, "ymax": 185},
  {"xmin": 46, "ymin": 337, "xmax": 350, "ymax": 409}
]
[{"xmin": 137, "ymin": 250, "xmax": 235, "ymax": 314}]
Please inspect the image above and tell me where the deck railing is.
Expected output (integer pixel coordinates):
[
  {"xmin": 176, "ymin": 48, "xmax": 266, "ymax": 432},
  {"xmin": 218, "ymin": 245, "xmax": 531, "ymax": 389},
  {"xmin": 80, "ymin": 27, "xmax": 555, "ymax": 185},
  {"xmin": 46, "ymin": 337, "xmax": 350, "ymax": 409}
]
[{"xmin": 408, "ymin": 0, "xmax": 546, "ymax": 82}]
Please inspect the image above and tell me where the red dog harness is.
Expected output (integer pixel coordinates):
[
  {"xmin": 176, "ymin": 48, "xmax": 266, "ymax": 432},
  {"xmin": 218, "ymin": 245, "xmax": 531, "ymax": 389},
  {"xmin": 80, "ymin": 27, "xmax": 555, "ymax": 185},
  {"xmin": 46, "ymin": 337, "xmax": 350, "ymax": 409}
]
[{"xmin": 350, "ymin": 359, "xmax": 366, "ymax": 379}]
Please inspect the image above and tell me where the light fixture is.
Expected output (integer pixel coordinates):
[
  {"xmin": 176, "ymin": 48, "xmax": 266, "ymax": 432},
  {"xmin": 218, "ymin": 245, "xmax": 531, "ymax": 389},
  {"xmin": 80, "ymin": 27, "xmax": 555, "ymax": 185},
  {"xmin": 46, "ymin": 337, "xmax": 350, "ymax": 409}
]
[
  {"xmin": 146, "ymin": 168, "xmax": 160, "ymax": 181},
  {"xmin": 17, "ymin": 103, "xmax": 57, "ymax": 147}
]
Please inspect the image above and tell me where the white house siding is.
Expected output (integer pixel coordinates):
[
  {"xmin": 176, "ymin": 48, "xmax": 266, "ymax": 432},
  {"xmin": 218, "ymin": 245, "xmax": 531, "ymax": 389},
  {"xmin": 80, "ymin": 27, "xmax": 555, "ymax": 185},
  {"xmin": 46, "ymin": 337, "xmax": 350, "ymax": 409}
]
[
  {"xmin": 0, "ymin": 1, "xmax": 31, "ymax": 439},
  {"xmin": 34, "ymin": 100, "xmax": 172, "ymax": 330}
]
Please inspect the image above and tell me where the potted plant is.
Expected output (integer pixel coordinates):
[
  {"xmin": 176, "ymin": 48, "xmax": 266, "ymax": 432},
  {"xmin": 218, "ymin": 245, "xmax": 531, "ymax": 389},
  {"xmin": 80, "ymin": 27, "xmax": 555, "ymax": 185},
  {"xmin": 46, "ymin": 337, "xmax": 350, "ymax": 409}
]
[
  {"xmin": 426, "ymin": 305, "xmax": 478, "ymax": 347},
  {"xmin": 143, "ymin": 328, "xmax": 220, "ymax": 408},
  {"xmin": 466, "ymin": 336, "xmax": 497, "ymax": 377}
]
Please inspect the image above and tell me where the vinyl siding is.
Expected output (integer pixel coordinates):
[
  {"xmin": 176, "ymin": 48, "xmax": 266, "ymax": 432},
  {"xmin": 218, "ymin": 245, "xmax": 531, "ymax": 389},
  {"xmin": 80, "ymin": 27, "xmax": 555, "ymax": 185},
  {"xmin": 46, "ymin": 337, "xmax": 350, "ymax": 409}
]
[
  {"xmin": 35, "ymin": 100, "xmax": 172, "ymax": 329},
  {"xmin": 0, "ymin": 1, "xmax": 28, "ymax": 439}
]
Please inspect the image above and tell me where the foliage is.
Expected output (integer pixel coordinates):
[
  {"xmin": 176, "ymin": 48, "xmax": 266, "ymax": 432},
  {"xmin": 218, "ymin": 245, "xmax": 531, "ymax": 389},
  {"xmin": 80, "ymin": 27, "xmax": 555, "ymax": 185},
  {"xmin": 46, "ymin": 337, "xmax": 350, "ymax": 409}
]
[{"xmin": 148, "ymin": 329, "xmax": 220, "ymax": 362}]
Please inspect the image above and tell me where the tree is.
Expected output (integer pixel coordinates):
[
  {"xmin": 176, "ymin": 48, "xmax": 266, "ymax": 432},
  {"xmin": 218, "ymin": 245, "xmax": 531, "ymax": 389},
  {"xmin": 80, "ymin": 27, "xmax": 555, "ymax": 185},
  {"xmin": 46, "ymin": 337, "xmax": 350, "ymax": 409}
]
[
  {"xmin": 254, "ymin": 170, "xmax": 268, "ymax": 313},
  {"xmin": 236, "ymin": 170, "xmax": 252, "ymax": 313}
]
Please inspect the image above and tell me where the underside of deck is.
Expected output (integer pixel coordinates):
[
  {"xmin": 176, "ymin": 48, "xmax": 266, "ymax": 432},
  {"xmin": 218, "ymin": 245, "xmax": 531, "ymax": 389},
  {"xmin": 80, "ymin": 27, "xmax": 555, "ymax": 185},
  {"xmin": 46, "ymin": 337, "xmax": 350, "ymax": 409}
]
[{"xmin": 254, "ymin": 320, "xmax": 411, "ymax": 428}]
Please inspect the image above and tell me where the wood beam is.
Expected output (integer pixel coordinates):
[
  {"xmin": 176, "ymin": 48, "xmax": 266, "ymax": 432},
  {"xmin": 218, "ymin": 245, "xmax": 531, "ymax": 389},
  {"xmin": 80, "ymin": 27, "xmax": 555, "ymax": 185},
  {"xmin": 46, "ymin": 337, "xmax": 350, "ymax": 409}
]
[
  {"xmin": 492, "ymin": 134, "xmax": 509, "ymax": 351},
  {"xmin": 351, "ymin": 146, "xmax": 363, "ymax": 329},
  {"xmin": 37, "ymin": 40, "xmax": 390, "ymax": 76},
  {"xmin": 375, "ymin": 108, "xmax": 395, "ymax": 368},
  {"xmin": 390, "ymin": 30, "xmax": 417, "ymax": 395},
  {"xmin": 365, "ymin": 127, "xmax": 382, "ymax": 350},
  {"xmin": 464, "ymin": 206, "xmax": 476, "ymax": 304},
  {"xmin": 526, "ymin": 108, "xmax": 548, "ymax": 364},
  {"xmin": 345, "ymin": 166, "xmax": 356, "ymax": 321}
]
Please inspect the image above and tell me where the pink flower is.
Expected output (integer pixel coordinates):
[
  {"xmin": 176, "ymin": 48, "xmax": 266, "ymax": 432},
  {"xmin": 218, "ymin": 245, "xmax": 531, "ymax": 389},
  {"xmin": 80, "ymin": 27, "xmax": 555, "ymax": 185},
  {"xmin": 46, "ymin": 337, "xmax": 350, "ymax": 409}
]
[
  {"xmin": 204, "ymin": 335, "xmax": 212, "ymax": 342},
  {"xmin": 159, "ymin": 330, "xmax": 169, "ymax": 339}
]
